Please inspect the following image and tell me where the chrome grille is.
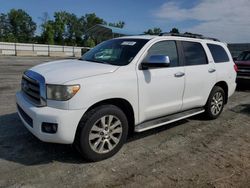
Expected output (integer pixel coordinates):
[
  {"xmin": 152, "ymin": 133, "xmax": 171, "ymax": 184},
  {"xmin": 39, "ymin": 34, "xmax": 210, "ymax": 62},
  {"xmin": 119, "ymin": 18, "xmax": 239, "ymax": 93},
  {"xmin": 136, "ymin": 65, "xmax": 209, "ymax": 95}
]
[{"xmin": 21, "ymin": 70, "xmax": 46, "ymax": 107}]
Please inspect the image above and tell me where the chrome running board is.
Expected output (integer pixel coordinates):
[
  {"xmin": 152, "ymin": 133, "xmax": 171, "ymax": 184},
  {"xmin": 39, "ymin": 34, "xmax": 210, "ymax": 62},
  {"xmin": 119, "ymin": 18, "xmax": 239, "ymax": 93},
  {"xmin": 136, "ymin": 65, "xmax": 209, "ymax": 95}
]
[{"xmin": 135, "ymin": 108, "xmax": 205, "ymax": 132}]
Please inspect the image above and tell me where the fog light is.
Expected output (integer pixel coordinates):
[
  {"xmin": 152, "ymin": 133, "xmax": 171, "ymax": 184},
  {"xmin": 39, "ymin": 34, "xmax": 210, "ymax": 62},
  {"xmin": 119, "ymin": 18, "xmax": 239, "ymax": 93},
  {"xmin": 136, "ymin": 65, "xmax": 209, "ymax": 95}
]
[{"xmin": 42, "ymin": 122, "xmax": 58, "ymax": 134}]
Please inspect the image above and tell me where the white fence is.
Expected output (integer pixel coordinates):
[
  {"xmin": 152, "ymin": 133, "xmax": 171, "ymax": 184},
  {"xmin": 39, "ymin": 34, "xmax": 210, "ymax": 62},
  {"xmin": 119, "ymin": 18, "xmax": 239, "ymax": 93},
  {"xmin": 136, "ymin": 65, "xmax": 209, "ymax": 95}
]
[{"xmin": 0, "ymin": 42, "xmax": 90, "ymax": 57}]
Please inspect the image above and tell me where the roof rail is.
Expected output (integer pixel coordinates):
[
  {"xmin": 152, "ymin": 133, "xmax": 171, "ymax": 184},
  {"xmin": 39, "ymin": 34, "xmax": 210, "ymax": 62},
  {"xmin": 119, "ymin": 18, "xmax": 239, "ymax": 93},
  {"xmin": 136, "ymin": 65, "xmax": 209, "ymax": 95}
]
[{"xmin": 159, "ymin": 32, "xmax": 220, "ymax": 42}]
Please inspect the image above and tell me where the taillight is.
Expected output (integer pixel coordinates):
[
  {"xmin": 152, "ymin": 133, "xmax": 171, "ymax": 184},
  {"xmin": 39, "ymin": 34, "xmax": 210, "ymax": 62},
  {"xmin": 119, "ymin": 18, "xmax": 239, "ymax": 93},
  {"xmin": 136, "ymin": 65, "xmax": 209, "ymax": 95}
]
[{"xmin": 234, "ymin": 64, "xmax": 238, "ymax": 72}]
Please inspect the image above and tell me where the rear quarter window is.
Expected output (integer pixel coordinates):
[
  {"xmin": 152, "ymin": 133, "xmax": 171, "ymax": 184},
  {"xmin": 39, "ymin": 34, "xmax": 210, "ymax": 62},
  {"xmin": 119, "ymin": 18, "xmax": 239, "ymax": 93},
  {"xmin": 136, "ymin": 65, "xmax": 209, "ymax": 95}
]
[{"xmin": 207, "ymin": 44, "xmax": 230, "ymax": 63}]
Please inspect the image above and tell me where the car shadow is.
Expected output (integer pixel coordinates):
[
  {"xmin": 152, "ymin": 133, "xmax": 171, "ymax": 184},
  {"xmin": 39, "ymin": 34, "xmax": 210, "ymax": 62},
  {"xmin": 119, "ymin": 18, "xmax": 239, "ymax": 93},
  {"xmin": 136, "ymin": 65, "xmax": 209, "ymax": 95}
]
[
  {"xmin": 0, "ymin": 112, "xmax": 188, "ymax": 166},
  {"xmin": 230, "ymin": 104, "xmax": 250, "ymax": 115},
  {"xmin": 0, "ymin": 113, "xmax": 86, "ymax": 165}
]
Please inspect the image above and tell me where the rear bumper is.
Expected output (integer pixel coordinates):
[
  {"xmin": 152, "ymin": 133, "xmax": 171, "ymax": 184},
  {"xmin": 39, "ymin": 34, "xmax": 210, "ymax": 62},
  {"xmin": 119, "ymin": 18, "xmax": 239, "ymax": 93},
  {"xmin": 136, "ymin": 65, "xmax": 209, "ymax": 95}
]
[{"xmin": 16, "ymin": 91, "xmax": 86, "ymax": 144}]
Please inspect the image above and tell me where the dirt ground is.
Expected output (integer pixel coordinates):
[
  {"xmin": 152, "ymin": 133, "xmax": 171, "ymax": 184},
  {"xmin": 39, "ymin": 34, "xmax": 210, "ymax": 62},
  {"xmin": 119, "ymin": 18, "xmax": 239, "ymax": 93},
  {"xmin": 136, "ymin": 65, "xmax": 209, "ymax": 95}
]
[{"xmin": 0, "ymin": 56, "xmax": 250, "ymax": 188}]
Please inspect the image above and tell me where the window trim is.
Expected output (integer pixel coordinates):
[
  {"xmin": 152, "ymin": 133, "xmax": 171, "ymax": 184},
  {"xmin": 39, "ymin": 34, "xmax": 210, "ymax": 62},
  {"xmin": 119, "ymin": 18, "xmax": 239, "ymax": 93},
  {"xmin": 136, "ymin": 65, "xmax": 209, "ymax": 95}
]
[{"xmin": 181, "ymin": 41, "xmax": 209, "ymax": 66}]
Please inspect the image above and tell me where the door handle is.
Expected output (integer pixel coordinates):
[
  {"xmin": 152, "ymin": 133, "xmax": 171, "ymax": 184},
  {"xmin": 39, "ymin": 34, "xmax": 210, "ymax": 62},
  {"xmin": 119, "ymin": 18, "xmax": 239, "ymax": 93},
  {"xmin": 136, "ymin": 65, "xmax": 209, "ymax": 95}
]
[
  {"xmin": 208, "ymin": 68, "xmax": 216, "ymax": 73},
  {"xmin": 174, "ymin": 72, "xmax": 185, "ymax": 77}
]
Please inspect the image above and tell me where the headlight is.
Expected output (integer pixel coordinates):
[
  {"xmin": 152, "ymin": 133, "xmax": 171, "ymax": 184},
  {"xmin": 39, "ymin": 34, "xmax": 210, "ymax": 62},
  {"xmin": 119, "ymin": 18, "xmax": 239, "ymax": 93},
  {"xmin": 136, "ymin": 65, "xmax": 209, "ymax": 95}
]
[{"xmin": 46, "ymin": 84, "xmax": 80, "ymax": 101}]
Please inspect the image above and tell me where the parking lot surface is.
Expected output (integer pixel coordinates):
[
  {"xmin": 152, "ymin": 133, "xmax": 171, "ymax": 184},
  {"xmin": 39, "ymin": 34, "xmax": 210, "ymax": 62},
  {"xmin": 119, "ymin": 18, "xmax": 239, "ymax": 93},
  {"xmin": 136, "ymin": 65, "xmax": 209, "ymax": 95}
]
[{"xmin": 0, "ymin": 56, "xmax": 250, "ymax": 188}]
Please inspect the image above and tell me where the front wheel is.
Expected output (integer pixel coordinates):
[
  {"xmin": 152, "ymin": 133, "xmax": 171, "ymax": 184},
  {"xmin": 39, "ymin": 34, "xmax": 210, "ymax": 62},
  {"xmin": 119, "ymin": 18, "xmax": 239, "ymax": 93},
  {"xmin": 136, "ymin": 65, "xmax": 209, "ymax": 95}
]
[
  {"xmin": 204, "ymin": 86, "xmax": 225, "ymax": 119},
  {"xmin": 75, "ymin": 105, "xmax": 128, "ymax": 162}
]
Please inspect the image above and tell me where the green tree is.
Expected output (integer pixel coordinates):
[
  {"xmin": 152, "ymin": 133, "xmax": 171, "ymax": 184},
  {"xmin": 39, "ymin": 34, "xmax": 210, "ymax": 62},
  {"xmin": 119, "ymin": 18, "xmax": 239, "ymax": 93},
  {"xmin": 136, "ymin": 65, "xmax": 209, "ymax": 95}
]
[
  {"xmin": 53, "ymin": 11, "xmax": 68, "ymax": 45},
  {"xmin": 84, "ymin": 37, "xmax": 95, "ymax": 47},
  {"xmin": 7, "ymin": 9, "xmax": 36, "ymax": 42},
  {"xmin": 144, "ymin": 27, "xmax": 162, "ymax": 35},
  {"xmin": 40, "ymin": 13, "xmax": 55, "ymax": 44},
  {"xmin": 64, "ymin": 13, "xmax": 83, "ymax": 45},
  {"xmin": 0, "ymin": 13, "xmax": 8, "ymax": 41},
  {"xmin": 41, "ymin": 21, "xmax": 55, "ymax": 44},
  {"xmin": 80, "ymin": 13, "xmax": 105, "ymax": 31},
  {"xmin": 108, "ymin": 21, "xmax": 125, "ymax": 28},
  {"xmin": 170, "ymin": 27, "xmax": 179, "ymax": 34}
]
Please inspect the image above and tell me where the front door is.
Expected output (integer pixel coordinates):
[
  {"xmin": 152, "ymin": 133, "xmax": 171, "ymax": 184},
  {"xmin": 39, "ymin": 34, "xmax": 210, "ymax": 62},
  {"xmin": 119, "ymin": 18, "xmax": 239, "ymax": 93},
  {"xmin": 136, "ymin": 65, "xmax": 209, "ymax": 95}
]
[{"xmin": 137, "ymin": 40, "xmax": 185, "ymax": 122}]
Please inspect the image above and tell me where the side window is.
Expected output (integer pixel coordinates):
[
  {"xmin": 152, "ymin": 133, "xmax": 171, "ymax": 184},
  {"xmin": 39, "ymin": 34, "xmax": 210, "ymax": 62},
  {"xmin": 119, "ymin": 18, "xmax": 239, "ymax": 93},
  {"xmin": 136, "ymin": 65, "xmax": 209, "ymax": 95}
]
[
  {"xmin": 146, "ymin": 41, "xmax": 179, "ymax": 67},
  {"xmin": 207, "ymin": 44, "xmax": 230, "ymax": 63},
  {"xmin": 182, "ymin": 41, "xmax": 208, "ymax": 66}
]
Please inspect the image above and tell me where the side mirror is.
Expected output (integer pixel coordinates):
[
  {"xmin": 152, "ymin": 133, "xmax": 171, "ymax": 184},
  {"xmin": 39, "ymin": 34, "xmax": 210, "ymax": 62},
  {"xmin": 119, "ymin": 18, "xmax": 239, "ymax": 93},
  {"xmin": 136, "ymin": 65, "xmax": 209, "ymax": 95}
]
[{"xmin": 141, "ymin": 55, "xmax": 170, "ymax": 70}]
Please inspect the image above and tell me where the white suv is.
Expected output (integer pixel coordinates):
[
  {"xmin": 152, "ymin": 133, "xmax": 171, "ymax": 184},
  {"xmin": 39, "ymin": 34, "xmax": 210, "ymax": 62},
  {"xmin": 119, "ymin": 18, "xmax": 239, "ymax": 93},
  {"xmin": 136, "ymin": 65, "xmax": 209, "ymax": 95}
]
[{"xmin": 16, "ymin": 34, "xmax": 237, "ymax": 161}]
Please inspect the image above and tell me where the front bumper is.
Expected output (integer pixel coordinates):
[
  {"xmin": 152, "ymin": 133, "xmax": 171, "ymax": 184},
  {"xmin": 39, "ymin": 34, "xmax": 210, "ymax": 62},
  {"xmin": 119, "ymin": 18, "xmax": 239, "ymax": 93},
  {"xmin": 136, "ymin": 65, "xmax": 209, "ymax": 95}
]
[{"xmin": 16, "ymin": 92, "xmax": 86, "ymax": 144}]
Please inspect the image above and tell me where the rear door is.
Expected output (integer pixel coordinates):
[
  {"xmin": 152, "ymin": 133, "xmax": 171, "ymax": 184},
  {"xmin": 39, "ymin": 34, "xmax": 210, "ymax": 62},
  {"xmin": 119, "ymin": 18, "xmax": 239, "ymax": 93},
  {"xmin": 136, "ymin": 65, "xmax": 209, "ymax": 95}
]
[
  {"xmin": 207, "ymin": 43, "xmax": 236, "ymax": 97},
  {"xmin": 181, "ymin": 41, "xmax": 216, "ymax": 110}
]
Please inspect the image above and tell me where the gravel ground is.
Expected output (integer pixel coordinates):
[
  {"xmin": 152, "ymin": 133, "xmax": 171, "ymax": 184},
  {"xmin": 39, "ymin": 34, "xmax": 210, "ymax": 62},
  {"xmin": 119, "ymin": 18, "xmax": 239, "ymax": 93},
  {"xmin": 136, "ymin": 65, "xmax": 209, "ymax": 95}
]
[{"xmin": 0, "ymin": 56, "xmax": 250, "ymax": 188}]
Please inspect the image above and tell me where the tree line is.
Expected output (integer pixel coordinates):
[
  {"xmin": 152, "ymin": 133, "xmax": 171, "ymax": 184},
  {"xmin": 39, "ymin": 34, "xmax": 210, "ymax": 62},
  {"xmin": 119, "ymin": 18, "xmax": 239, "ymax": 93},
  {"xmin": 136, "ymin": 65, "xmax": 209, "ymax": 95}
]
[{"xmin": 0, "ymin": 9, "xmax": 179, "ymax": 47}]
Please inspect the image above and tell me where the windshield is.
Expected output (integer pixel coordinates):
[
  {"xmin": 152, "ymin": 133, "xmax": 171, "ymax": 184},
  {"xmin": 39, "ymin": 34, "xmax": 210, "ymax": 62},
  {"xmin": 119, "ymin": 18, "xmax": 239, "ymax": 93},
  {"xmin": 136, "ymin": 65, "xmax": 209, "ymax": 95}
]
[
  {"xmin": 237, "ymin": 51, "xmax": 250, "ymax": 61},
  {"xmin": 80, "ymin": 39, "xmax": 149, "ymax": 66}
]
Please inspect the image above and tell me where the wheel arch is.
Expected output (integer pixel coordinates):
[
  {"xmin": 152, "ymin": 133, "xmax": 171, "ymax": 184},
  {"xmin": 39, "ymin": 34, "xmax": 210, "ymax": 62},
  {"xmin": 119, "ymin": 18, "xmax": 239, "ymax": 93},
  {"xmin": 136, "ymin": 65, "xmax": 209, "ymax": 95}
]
[
  {"xmin": 214, "ymin": 81, "xmax": 229, "ymax": 104},
  {"xmin": 75, "ymin": 98, "xmax": 135, "ymax": 141}
]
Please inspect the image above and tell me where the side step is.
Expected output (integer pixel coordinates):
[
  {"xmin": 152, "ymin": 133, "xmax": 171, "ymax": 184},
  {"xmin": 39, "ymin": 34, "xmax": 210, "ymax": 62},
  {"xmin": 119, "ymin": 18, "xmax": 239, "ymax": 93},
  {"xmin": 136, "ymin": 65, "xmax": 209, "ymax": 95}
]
[{"xmin": 135, "ymin": 108, "xmax": 205, "ymax": 132}]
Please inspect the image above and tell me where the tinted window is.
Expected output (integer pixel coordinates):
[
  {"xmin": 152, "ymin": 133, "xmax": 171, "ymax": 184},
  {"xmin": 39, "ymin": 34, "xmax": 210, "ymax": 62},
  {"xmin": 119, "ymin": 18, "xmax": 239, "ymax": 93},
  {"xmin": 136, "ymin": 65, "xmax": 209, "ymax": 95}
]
[
  {"xmin": 146, "ymin": 41, "xmax": 179, "ymax": 67},
  {"xmin": 80, "ymin": 39, "xmax": 149, "ymax": 66},
  {"xmin": 182, "ymin": 41, "xmax": 208, "ymax": 66},
  {"xmin": 207, "ymin": 44, "xmax": 229, "ymax": 63}
]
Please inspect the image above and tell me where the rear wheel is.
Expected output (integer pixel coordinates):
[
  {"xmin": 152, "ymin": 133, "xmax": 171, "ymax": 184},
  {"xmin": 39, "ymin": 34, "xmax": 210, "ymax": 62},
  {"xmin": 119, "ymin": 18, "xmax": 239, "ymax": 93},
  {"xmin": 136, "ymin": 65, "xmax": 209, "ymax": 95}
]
[
  {"xmin": 204, "ymin": 86, "xmax": 225, "ymax": 119},
  {"xmin": 74, "ymin": 105, "xmax": 128, "ymax": 161}
]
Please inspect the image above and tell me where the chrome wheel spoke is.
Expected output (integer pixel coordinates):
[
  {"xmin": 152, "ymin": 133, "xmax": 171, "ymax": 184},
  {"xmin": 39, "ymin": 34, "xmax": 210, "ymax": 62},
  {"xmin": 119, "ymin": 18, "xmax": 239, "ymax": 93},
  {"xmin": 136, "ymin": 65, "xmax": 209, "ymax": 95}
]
[
  {"xmin": 110, "ymin": 120, "xmax": 121, "ymax": 130},
  {"xmin": 91, "ymin": 125, "xmax": 102, "ymax": 132},
  {"xmin": 93, "ymin": 137, "xmax": 102, "ymax": 149},
  {"xmin": 110, "ymin": 135, "xmax": 119, "ymax": 144},
  {"xmin": 89, "ymin": 115, "xmax": 123, "ymax": 154},
  {"xmin": 108, "ymin": 115, "xmax": 114, "ymax": 126},
  {"xmin": 212, "ymin": 106, "xmax": 216, "ymax": 114},
  {"xmin": 218, "ymin": 101, "xmax": 223, "ymax": 106},
  {"xmin": 111, "ymin": 127, "xmax": 122, "ymax": 134},
  {"xmin": 98, "ymin": 141, "xmax": 105, "ymax": 153},
  {"xmin": 89, "ymin": 133, "xmax": 101, "ymax": 140},
  {"xmin": 210, "ymin": 91, "xmax": 224, "ymax": 116},
  {"xmin": 100, "ymin": 117, "xmax": 106, "ymax": 127},
  {"xmin": 106, "ymin": 140, "xmax": 113, "ymax": 151}
]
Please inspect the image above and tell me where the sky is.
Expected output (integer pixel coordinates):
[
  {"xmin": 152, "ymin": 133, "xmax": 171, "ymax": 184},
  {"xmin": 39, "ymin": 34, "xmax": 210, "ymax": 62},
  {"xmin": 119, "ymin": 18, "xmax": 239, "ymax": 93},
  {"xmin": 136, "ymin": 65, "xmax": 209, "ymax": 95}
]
[{"xmin": 0, "ymin": 0, "xmax": 249, "ymax": 43}]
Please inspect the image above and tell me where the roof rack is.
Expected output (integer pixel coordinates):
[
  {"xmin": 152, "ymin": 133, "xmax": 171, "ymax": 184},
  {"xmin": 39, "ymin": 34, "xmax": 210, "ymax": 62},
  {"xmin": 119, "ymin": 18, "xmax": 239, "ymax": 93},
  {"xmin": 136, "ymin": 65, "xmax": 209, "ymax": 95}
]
[{"xmin": 159, "ymin": 32, "xmax": 220, "ymax": 42}]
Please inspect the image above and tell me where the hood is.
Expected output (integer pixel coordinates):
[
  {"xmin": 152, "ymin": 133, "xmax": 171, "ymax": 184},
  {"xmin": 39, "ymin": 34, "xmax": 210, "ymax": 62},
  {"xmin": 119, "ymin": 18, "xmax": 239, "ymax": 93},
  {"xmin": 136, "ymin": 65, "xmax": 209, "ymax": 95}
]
[
  {"xmin": 30, "ymin": 59, "xmax": 119, "ymax": 84},
  {"xmin": 235, "ymin": 60, "xmax": 250, "ymax": 66}
]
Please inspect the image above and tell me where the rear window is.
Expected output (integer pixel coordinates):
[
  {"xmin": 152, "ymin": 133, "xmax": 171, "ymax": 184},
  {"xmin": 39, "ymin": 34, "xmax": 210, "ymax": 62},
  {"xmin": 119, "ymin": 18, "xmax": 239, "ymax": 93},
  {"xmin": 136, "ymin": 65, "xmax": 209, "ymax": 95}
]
[{"xmin": 207, "ymin": 44, "xmax": 229, "ymax": 63}]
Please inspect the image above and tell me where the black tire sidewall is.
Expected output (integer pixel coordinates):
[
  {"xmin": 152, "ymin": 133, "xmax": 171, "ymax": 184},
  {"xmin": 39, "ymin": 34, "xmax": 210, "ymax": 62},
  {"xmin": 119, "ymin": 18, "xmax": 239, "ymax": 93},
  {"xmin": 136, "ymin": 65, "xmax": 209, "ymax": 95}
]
[
  {"xmin": 205, "ymin": 86, "xmax": 225, "ymax": 119},
  {"xmin": 78, "ymin": 105, "xmax": 128, "ymax": 161}
]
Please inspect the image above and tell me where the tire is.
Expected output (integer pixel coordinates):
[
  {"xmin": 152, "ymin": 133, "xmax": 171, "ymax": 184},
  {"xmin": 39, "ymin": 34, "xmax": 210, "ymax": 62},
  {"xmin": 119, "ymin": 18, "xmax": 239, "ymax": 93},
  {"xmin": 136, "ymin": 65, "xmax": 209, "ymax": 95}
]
[
  {"xmin": 74, "ymin": 105, "xmax": 128, "ymax": 162},
  {"xmin": 204, "ymin": 86, "xmax": 225, "ymax": 119}
]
